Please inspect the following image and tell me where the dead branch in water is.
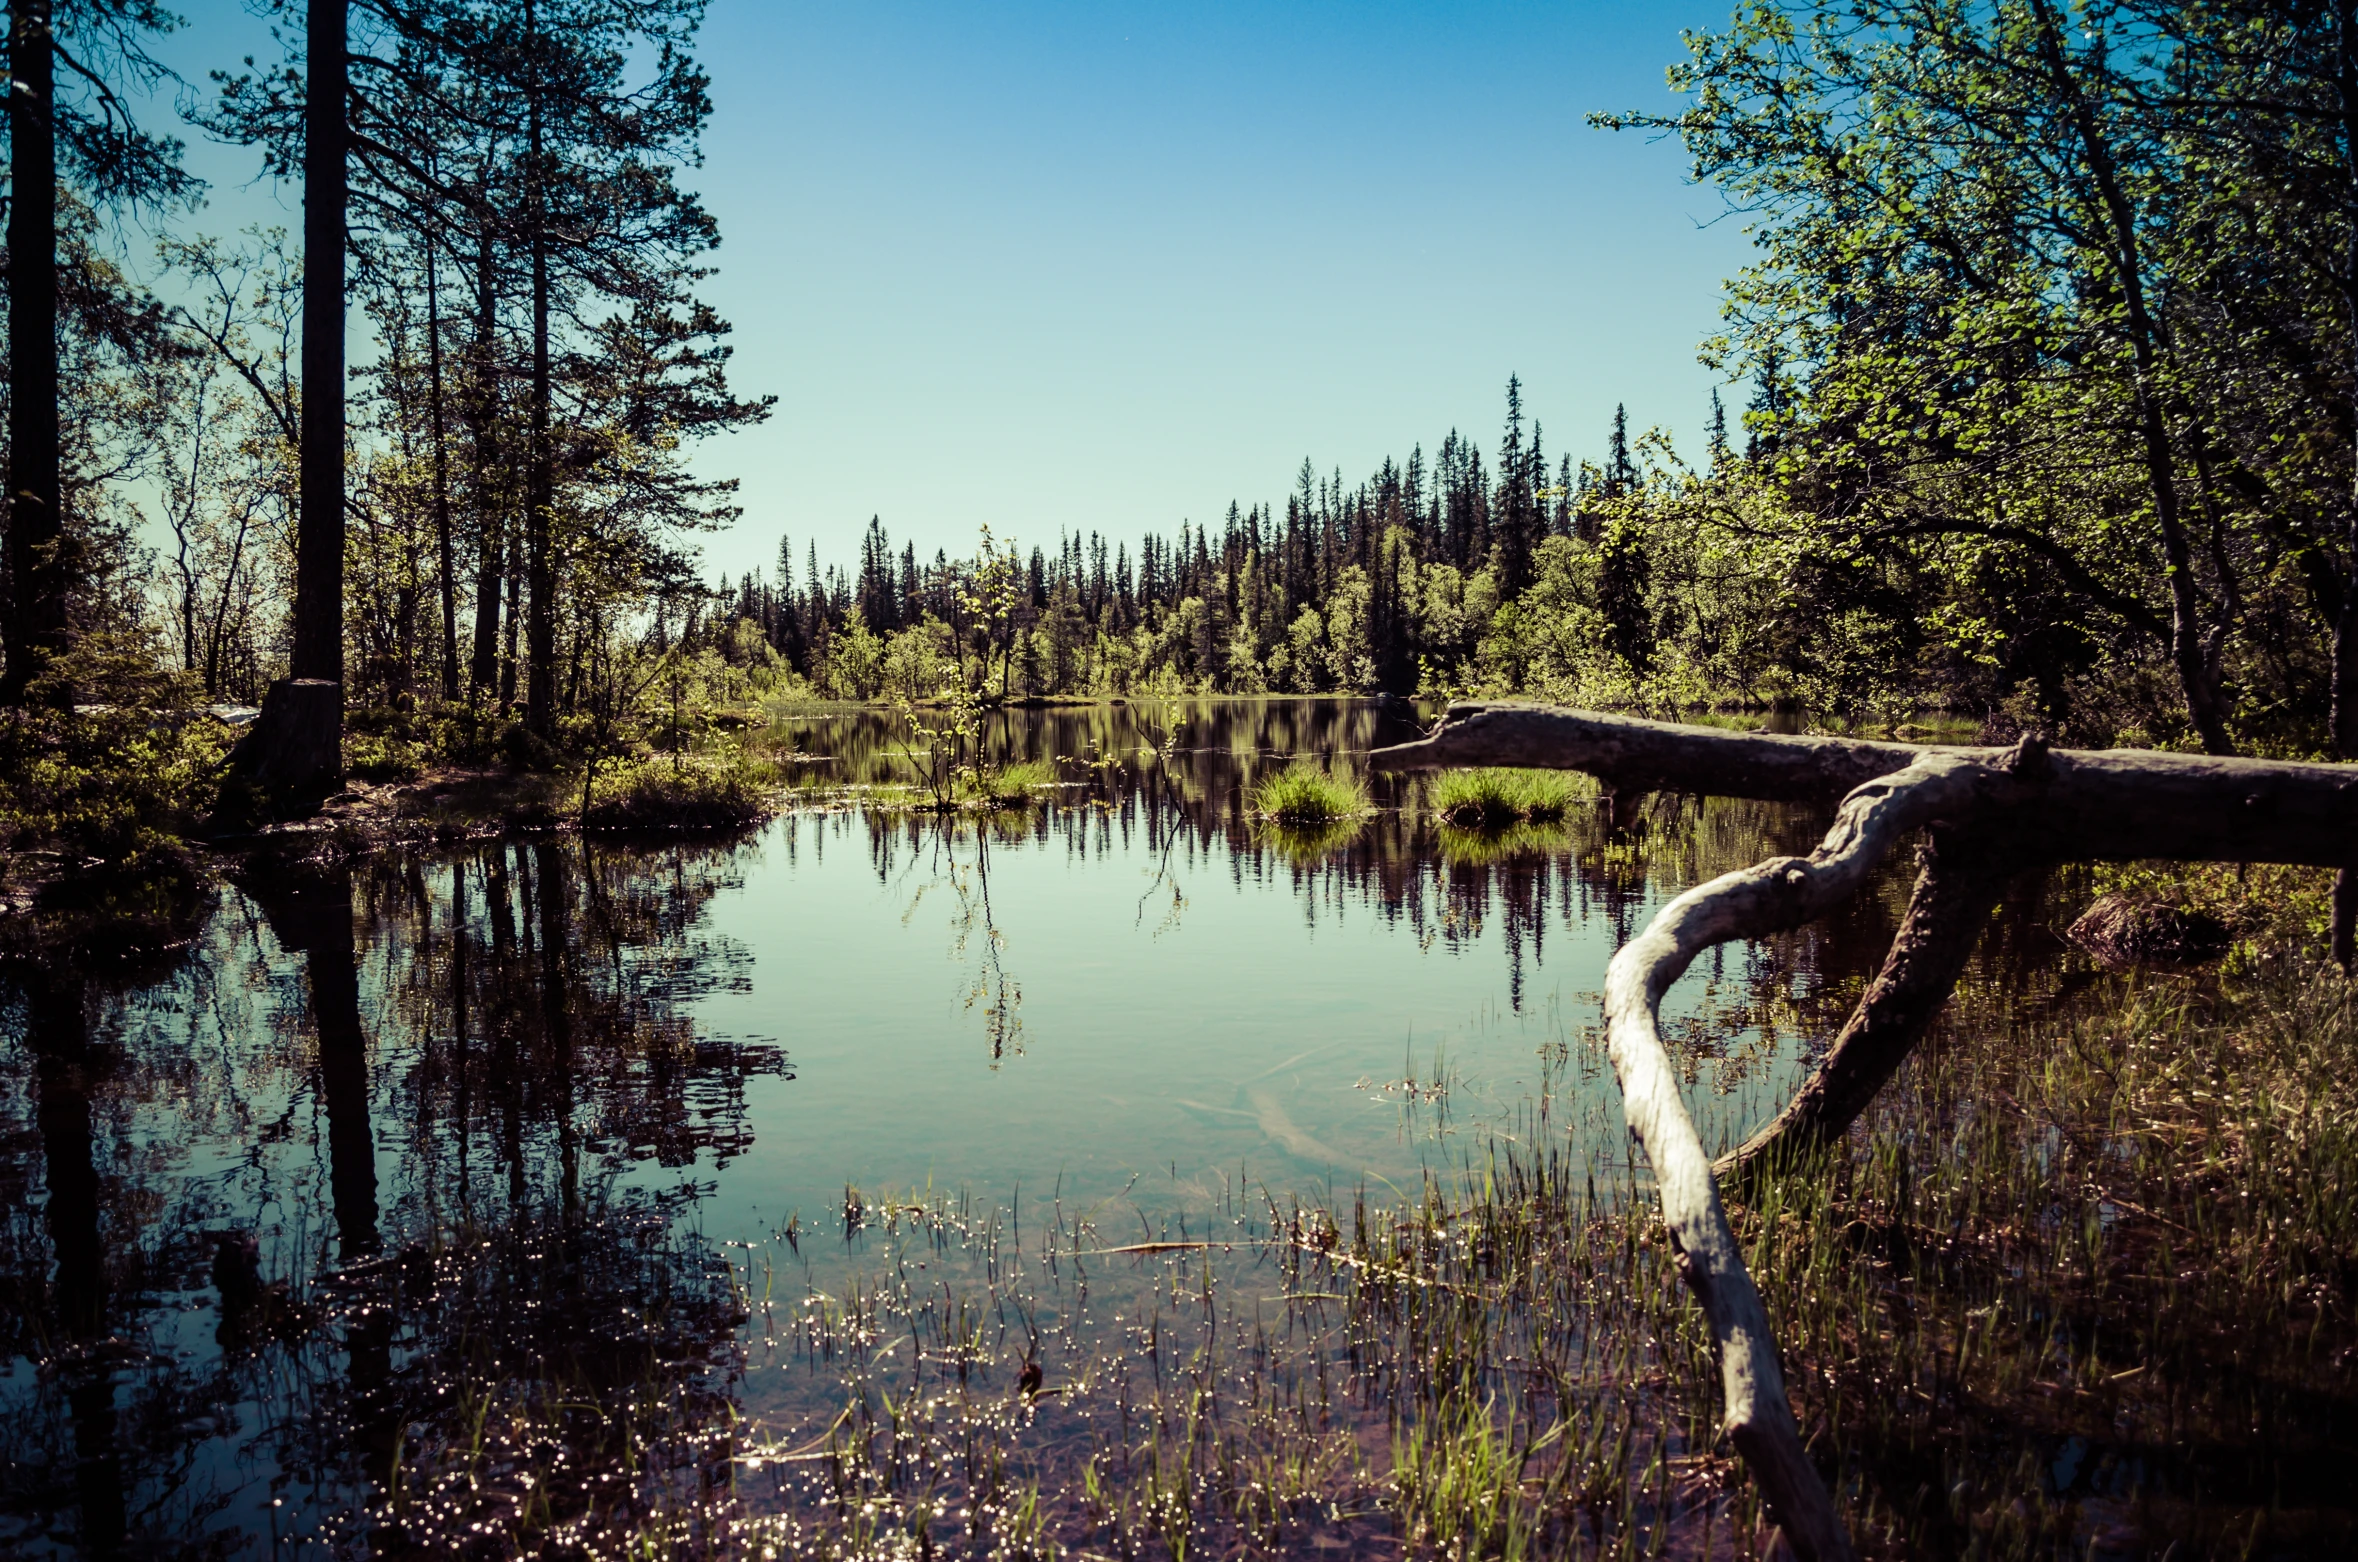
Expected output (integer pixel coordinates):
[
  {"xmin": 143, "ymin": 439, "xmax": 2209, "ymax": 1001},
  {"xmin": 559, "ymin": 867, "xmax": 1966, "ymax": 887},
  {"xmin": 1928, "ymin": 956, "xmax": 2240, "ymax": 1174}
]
[{"xmin": 1370, "ymin": 701, "xmax": 2358, "ymax": 1562}]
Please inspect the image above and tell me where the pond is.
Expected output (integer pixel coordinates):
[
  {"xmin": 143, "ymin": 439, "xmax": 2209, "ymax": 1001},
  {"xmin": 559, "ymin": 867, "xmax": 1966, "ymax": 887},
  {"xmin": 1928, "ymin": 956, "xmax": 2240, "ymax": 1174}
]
[{"xmin": 2, "ymin": 699, "xmax": 1995, "ymax": 1557}]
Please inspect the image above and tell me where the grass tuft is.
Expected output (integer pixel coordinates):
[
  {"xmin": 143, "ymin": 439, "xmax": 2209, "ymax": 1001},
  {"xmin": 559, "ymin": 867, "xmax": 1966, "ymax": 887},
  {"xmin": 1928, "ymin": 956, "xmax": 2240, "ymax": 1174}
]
[
  {"xmin": 1249, "ymin": 763, "xmax": 1366, "ymax": 825},
  {"xmin": 963, "ymin": 760, "xmax": 1052, "ymax": 809},
  {"xmin": 1430, "ymin": 767, "xmax": 1586, "ymax": 827}
]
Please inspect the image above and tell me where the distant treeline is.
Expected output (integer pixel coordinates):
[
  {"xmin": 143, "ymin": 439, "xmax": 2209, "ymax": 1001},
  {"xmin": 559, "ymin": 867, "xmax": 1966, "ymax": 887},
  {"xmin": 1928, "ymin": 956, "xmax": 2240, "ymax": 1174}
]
[{"xmin": 711, "ymin": 379, "xmax": 1732, "ymax": 707}]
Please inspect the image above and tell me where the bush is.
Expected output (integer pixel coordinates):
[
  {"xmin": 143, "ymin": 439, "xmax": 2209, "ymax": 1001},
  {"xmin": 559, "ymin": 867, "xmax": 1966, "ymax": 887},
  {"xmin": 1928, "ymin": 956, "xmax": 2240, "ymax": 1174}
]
[
  {"xmin": 0, "ymin": 697, "xmax": 228, "ymax": 949},
  {"xmin": 1249, "ymin": 763, "xmax": 1366, "ymax": 825}
]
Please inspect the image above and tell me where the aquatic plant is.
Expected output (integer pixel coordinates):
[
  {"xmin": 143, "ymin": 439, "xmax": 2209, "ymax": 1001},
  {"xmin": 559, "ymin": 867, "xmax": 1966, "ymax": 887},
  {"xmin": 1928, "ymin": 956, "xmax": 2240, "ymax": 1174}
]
[
  {"xmin": 1249, "ymin": 762, "xmax": 1366, "ymax": 825},
  {"xmin": 1430, "ymin": 766, "xmax": 1585, "ymax": 827},
  {"xmin": 963, "ymin": 759, "xmax": 1051, "ymax": 809}
]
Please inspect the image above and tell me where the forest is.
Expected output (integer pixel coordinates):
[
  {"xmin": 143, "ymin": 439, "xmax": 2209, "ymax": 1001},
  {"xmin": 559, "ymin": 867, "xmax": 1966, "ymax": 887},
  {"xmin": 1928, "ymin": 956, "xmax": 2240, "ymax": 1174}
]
[
  {"xmin": 6, "ymin": 2, "xmax": 2358, "ymax": 1558},
  {"xmin": 3, "ymin": 0, "xmax": 2355, "ymax": 827}
]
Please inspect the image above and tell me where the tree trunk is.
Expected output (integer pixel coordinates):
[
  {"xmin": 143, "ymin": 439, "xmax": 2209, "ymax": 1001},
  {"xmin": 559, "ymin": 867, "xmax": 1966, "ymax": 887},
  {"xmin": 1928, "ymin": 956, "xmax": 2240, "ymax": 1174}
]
[
  {"xmin": 227, "ymin": 678, "xmax": 344, "ymax": 806},
  {"xmin": 522, "ymin": 0, "xmax": 558, "ymax": 738},
  {"xmin": 1718, "ymin": 826, "xmax": 2020, "ymax": 1180},
  {"xmin": 2331, "ymin": 0, "xmax": 2358, "ymax": 966},
  {"xmin": 236, "ymin": 0, "xmax": 347, "ymax": 801},
  {"xmin": 2030, "ymin": 0, "xmax": 2233, "ymax": 756},
  {"xmin": 292, "ymin": 0, "xmax": 346, "ymax": 690},
  {"xmin": 427, "ymin": 233, "xmax": 459, "ymax": 703},
  {"xmin": 1372, "ymin": 700, "xmax": 2358, "ymax": 1557},
  {"xmin": 501, "ymin": 527, "xmax": 522, "ymax": 707},
  {"xmin": 4, "ymin": 0, "xmax": 66, "ymax": 707},
  {"xmin": 467, "ymin": 209, "xmax": 503, "ymax": 704}
]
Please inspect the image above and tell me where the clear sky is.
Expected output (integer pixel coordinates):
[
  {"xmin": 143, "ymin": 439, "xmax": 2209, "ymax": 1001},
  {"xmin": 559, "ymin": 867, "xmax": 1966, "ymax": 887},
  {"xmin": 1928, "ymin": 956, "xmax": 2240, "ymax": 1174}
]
[{"xmin": 160, "ymin": 0, "xmax": 1752, "ymax": 580}]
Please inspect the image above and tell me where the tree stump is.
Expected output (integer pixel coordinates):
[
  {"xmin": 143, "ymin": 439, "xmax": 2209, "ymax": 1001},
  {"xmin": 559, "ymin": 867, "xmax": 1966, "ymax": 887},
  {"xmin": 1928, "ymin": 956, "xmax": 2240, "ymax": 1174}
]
[{"xmin": 227, "ymin": 678, "xmax": 343, "ymax": 809}]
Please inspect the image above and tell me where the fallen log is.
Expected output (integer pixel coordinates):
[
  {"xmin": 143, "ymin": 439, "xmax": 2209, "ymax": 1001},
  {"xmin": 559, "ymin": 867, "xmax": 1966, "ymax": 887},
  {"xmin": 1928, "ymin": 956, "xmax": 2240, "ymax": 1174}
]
[
  {"xmin": 1374, "ymin": 701, "xmax": 2358, "ymax": 866},
  {"xmin": 1369, "ymin": 701, "xmax": 2358, "ymax": 1562}
]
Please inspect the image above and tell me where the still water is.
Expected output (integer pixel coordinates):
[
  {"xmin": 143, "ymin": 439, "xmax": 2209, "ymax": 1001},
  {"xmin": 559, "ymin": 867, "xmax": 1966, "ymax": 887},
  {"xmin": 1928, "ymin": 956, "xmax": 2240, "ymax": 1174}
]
[{"xmin": 1, "ymin": 699, "xmax": 1929, "ymax": 1555}]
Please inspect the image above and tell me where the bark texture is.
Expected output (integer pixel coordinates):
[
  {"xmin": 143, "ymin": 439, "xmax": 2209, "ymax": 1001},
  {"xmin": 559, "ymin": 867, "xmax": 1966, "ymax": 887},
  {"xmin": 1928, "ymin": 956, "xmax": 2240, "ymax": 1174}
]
[
  {"xmin": 1375, "ymin": 702, "xmax": 2358, "ymax": 866},
  {"xmin": 230, "ymin": 678, "xmax": 344, "ymax": 803}
]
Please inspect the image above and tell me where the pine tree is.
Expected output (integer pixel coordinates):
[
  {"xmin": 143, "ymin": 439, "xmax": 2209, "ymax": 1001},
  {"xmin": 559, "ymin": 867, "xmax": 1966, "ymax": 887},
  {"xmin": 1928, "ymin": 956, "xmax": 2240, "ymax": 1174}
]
[{"xmin": 3, "ymin": 0, "xmax": 196, "ymax": 704}]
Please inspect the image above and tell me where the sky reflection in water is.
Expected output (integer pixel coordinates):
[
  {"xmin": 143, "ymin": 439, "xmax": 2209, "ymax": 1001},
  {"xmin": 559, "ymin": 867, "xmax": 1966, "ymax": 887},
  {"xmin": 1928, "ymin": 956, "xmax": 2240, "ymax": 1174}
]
[{"xmin": 1, "ymin": 699, "xmax": 1917, "ymax": 1555}]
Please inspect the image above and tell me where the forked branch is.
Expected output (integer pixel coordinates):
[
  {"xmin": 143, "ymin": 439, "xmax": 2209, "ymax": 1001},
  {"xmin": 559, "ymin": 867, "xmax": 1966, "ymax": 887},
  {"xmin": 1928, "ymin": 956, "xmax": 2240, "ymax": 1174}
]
[{"xmin": 1368, "ymin": 702, "xmax": 2358, "ymax": 1561}]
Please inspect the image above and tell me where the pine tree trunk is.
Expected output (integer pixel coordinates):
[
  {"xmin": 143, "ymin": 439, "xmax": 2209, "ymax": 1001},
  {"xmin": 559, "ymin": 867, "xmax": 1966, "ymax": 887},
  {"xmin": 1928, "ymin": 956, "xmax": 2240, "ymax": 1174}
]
[
  {"xmin": 501, "ymin": 528, "xmax": 521, "ymax": 707},
  {"xmin": 522, "ymin": 0, "xmax": 557, "ymax": 739},
  {"xmin": 291, "ymin": 0, "xmax": 346, "ymax": 690},
  {"xmin": 4, "ymin": 0, "xmax": 66, "ymax": 707},
  {"xmin": 2332, "ymin": 0, "xmax": 2358, "ymax": 966},
  {"xmin": 235, "ymin": 0, "xmax": 348, "ymax": 802},
  {"xmin": 467, "ymin": 213, "xmax": 503, "ymax": 703},
  {"xmin": 427, "ymin": 234, "xmax": 459, "ymax": 703}
]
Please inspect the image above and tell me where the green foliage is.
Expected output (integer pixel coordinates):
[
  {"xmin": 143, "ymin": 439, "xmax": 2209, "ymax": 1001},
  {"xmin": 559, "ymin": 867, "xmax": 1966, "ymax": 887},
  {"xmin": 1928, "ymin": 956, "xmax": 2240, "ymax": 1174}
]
[
  {"xmin": 1429, "ymin": 768, "xmax": 1586, "ymax": 829},
  {"xmin": 1590, "ymin": 0, "xmax": 2358, "ymax": 753},
  {"xmin": 1249, "ymin": 763, "xmax": 1367, "ymax": 826},
  {"xmin": 578, "ymin": 753, "xmax": 773, "ymax": 833},
  {"xmin": 344, "ymin": 706, "xmax": 430, "ymax": 782},
  {"xmin": 963, "ymin": 760, "xmax": 1050, "ymax": 809},
  {"xmin": 0, "ymin": 660, "xmax": 227, "ymax": 936}
]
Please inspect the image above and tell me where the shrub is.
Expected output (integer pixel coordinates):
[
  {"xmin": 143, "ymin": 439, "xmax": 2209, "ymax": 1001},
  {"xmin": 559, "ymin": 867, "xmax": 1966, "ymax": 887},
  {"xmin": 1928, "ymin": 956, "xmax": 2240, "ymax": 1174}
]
[{"xmin": 0, "ymin": 694, "xmax": 228, "ymax": 950}]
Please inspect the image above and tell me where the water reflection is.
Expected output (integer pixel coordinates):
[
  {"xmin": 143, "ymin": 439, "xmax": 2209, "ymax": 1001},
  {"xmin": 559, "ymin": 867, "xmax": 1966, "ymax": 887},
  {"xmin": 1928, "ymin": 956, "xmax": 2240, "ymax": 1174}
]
[{"xmin": 2, "ymin": 699, "xmax": 1953, "ymax": 1556}]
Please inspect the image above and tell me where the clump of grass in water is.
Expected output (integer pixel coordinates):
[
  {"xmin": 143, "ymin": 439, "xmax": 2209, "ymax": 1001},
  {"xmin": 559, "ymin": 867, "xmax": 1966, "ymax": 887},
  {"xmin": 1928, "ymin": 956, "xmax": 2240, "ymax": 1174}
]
[
  {"xmin": 962, "ymin": 759, "xmax": 1051, "ymax": 809},
  {"xmin": 1430, "ymin": 767, "xmax": 1585, "ymax": 828},
  {"xmin": 1249, "ymin": 762, "xmax": 1366, "ymax": 825}
]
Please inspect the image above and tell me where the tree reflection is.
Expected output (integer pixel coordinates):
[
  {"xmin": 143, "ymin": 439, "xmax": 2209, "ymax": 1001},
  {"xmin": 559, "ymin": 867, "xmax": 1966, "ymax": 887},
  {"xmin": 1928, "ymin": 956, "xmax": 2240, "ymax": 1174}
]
[
  {"xmin": 0, "ymin": 837, "xmax": 788, "ymax": 1556},
  {"xmin": 798, "ymin": 697, "xmax": 1903, "ymax": 1022}
]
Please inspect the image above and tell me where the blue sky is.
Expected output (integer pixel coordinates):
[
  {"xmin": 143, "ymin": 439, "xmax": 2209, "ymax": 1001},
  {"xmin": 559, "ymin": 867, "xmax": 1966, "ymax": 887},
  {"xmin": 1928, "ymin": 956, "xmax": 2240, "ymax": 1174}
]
[{"xmin": 161, "ymin": 0, "xmax": 1753, "ymax": 579}]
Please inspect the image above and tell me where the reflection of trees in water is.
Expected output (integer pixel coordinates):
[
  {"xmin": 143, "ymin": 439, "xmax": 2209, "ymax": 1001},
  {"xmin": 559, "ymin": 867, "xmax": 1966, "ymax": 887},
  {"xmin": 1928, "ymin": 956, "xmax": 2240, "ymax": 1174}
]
[
  {"xmin": 359, "ymin": 839, "xmax": 786, "ymax": 1204},
  {"xmin": 0, "ymin": 843, "xmax": 782, "ymax": 1556},
  {"xmin": 789, "ymin": 696, "xmax": 1915, "ymax": 1019},
  {"xmin": 863, "ymin": 811, "xmax": 1030, "ymax": 1062}
]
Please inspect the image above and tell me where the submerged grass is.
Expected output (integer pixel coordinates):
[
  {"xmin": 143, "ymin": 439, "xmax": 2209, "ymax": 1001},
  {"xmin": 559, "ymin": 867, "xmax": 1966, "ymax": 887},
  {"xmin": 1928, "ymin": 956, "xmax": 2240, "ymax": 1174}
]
[{"xmin": 1249, "ymin": 763, "xmax": 1367, "ymax": 826}]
